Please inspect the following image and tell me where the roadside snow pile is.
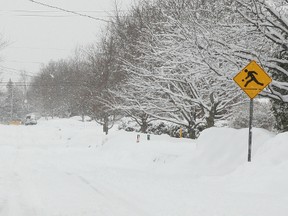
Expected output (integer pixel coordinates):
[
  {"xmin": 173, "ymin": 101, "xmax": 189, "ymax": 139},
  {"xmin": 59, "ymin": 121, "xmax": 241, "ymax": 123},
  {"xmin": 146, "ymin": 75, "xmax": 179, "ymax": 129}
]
[
  {"xmin": 90, "ymin": 130, "xmax": 196, "ymax": 170},
  {"xmin": 253, "ymin": 131, "xmax": 288, "ymax": 165},
  {"xmin": 20, "ymin": 118, "xmax": 288, "ymax": 178},
  {"xmin": 189, "ymin": 127, "xmax": 275, "ymax": 176},
  {"xmin": 223, "ymin": 131, "xmax": 288, "ymax": 197},
  {"xmin": 20, "ymin": 117, "xmax": 288, "ymax": 177},
  {"xmin": 48, "ymin": 118, "xmax": 286, "ymax": 177},
  {"xmin": 97, "ymin": 125, "xmax": 287, "ymax": 177}
]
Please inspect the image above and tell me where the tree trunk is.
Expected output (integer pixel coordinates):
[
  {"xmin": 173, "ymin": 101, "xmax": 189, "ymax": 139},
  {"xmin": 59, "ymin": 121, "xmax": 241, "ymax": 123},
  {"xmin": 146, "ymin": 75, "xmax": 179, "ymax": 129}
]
[
  {"xmin": 187, "ymin": 127, "xmax": 197, "ymax": 139},
  {"xmin": 103, "ymin": 115, "xmax": 109, "ymax": 135},
  {"xmin": 206, "ymin": 114, "xmax": 215, "ymax": 128},
  {"xmin": 140, "ymin": 120, "xmax": 148, "ymax": 133}
]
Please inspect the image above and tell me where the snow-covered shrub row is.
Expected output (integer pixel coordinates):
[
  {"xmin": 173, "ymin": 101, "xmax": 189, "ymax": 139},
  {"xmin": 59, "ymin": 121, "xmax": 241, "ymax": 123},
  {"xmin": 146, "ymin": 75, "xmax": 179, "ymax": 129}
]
[
  {"xmin": 117, "ymin": 117, "xmax": 140, "ymax": 132},
  {"xmin": 118, "ymin": 118, "xmax": 201, "ymax": 138}
]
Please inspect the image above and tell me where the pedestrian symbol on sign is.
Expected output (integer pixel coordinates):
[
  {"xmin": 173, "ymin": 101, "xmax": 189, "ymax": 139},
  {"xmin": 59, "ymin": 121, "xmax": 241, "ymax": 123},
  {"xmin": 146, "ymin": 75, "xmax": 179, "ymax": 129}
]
[{"xmin": 243, "ymin": 69, "xmax": 264, "ymax": 87}]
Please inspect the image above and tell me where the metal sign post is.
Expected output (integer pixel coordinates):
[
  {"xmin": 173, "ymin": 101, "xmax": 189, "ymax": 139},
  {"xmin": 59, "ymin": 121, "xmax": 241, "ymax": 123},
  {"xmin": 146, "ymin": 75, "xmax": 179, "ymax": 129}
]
[
  {"xmin": 233, "ymin": 60, "xmax": 272, "ymax": 162},
  {"xmin": 248, "ymin": 99, "xmax": 253, "ymax": 162}
]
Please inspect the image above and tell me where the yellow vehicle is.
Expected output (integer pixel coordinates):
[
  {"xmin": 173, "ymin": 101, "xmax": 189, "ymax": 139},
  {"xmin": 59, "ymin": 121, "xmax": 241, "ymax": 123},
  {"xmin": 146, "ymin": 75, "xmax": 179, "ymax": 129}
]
[{"xmin": 9, "ymin": 120, "xmax": 22, "ymax": 125}]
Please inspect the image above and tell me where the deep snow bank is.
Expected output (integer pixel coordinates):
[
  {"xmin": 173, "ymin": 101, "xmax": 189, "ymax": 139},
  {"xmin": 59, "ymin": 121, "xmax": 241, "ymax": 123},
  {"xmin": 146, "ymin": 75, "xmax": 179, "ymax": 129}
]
[
  {"xmin": 111, "ymin": 127, "xmax": 287, "ymax": 177},
  {"xmin": 91, "ymin": 126, "xmax": 281, "ymax": 176},
  {"xmin": 46, "ymin": 118, "xmax": 285, "ymax": 177},
  {"xmin": 49, "ymin": 118, "xmax": 285, "ymax": 177},
  {"xmin": 10, "ymin": 117, "xmax": 287, "ymax": 178},
  {"xmin": 190, "ymin": 127, "xmax": 275, "ymax": 176}
]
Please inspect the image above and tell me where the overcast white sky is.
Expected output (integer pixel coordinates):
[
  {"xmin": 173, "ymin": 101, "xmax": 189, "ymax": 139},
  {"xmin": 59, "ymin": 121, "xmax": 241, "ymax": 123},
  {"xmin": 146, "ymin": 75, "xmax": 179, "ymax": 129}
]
[{"xmin": 0, "ymin": 0, "xmax": 134, "ymax": 81}]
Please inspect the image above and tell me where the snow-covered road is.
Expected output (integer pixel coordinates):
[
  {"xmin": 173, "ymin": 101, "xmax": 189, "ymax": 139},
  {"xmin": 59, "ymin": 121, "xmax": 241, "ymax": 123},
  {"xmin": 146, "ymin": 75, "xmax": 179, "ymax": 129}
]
[
  {"xmin": 0, "ymin": 118, "xmax": 288, "ymax": 216},
  {"xmin": 0, "ymin": 123, "xmax": 149, "ymax": 216}
]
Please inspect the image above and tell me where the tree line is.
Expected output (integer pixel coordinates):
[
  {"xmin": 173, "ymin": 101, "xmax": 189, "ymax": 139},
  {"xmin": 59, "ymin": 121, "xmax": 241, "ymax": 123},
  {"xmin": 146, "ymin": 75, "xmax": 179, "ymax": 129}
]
[{"xmin": 1, "ymin": 0, "xmax": 287, "ymax": 137}]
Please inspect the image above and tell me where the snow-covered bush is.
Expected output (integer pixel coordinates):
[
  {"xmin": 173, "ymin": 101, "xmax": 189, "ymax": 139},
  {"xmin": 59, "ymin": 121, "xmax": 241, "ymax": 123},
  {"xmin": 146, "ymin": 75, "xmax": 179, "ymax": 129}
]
[
  {"xmin": 117, "ymin": 117, "xmax": 140, "ymax": 132},
  {"xmin": 146, "ymin": 121, "xmax": 170, "ymax": 135}
]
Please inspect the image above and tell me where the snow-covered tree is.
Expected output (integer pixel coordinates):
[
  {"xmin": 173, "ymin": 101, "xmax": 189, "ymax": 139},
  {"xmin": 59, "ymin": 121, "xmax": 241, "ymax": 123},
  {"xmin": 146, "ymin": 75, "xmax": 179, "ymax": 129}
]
[
  {"xmin": 28, "ymin": 60, "xmax": 75, "ymax": 117},
  {"xmin": 0, "ymin": 79, "xmax": 25, "ymax": 122},
  {"xmin": 234, "ymin": 0, "xmax": 288, "ymax": 131},
  {"xmin": 81, "ymin": 33, "xmax": 125, "ymax": 134},
  {"xmin": 109, "ymin": 0, "xmax": 245, "ymax": 138}
]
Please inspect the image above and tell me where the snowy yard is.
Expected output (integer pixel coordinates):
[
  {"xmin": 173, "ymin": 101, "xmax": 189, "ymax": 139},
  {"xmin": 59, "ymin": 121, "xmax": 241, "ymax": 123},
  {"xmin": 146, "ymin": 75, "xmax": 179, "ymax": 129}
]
[{"xmin": 0, "ymin": 117, "xmax": 288, "ymax": 216}]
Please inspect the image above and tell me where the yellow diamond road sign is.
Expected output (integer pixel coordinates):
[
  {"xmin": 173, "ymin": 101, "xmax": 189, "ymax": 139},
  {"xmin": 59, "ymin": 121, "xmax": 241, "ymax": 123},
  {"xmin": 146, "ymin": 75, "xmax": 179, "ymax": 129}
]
[{"xmin": 233, "ymin": 60, "xmax": 272, "ymax": 99}]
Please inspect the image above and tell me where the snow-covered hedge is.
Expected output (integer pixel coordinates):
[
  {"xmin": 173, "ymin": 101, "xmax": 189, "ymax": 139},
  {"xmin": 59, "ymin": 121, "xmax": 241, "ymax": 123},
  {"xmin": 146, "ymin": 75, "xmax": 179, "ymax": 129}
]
[{"xmin": 118, "ymin": 118, "xmax": 188, "ymax": 138}]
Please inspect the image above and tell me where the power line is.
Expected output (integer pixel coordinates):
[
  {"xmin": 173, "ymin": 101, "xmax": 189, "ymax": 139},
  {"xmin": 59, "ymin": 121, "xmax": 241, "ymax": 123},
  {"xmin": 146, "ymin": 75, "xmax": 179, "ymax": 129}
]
[
  {"xmin": 13, "ymin": 14, "xmax": 118, "ymax": 18},
  {"xmin": 9, "ymin": 46, "xmax": 70, "ymax": 51},
  {"xmin": 0, "ymin": 9, "xmax": 125, "ymax": 13},
  {"xmin": 15, "ymin": 14, "xmax": 76, "ymax": 18},
  {"xmin": 0, "ymin": 14, "xmax": 125, "ymax": 18},
  {"xmin": 0, "ymin": 8, "xmax": 129, "ymax": 18},
  {"xmin": 28, "ymin": 0, "xmax": 111, "ymax": 23},
  {"xmin": 0, "ymin": 81, "xmax": 95, "ymax": 87},
  {"xmin": 4, "ymin": 60, "xmax": 43, "ymax": 64},
  {"xmin": 0, "ymin": 65, "xmax": 38, "ymax": 77}
]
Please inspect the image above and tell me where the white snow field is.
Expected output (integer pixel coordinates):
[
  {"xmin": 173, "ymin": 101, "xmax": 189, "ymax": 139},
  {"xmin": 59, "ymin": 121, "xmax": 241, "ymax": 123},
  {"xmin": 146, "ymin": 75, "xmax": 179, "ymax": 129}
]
[{"xmin": 0, "ymin": 117, "xmax": 288, "ymax": 216}]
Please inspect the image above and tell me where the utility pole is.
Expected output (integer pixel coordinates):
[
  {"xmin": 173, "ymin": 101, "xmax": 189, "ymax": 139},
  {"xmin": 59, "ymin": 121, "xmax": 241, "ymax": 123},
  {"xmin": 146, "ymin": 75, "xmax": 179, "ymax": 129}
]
[{"xmin": 10, "ymin": 84, "xmax": 14, "ymax": 120}]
